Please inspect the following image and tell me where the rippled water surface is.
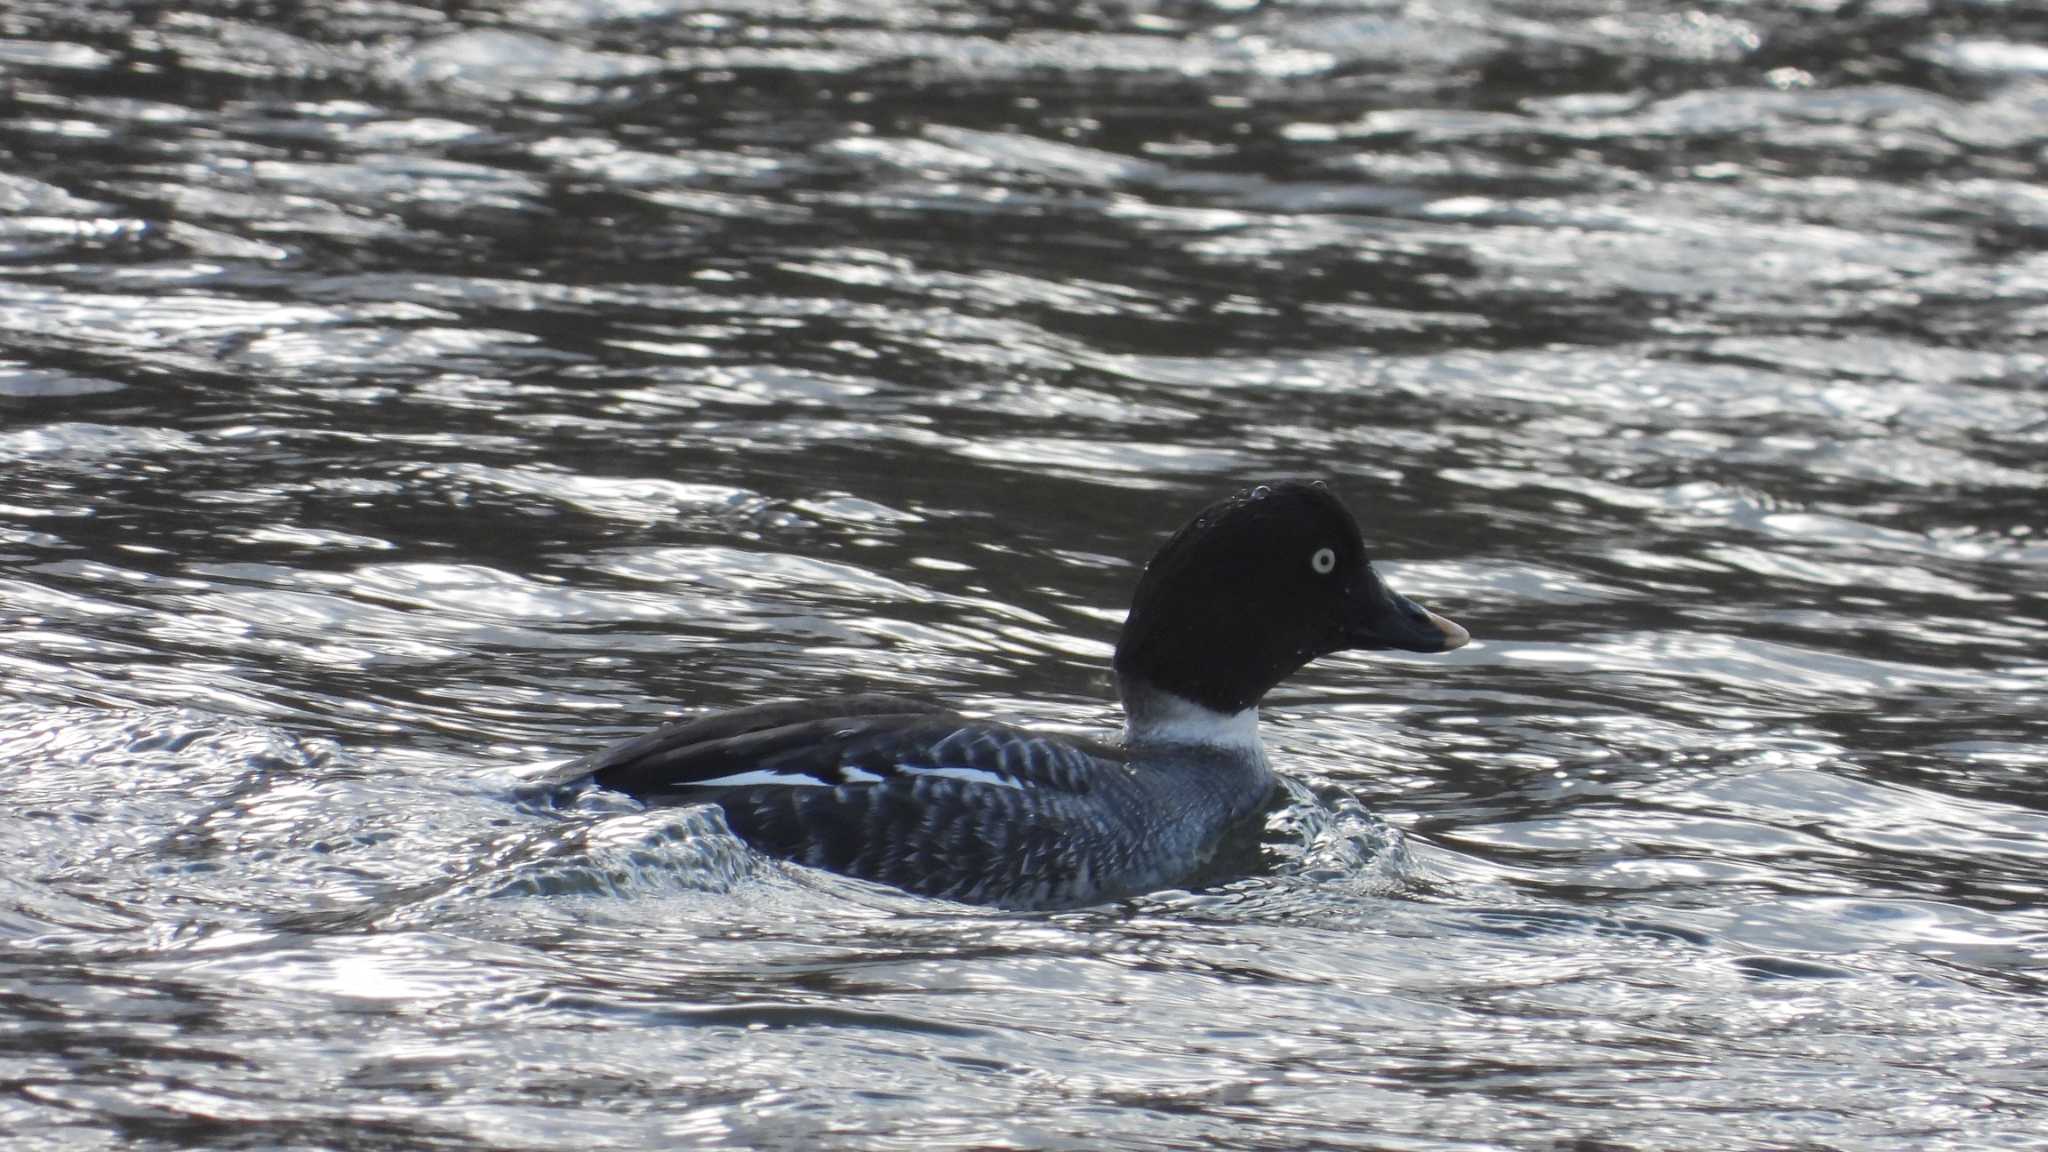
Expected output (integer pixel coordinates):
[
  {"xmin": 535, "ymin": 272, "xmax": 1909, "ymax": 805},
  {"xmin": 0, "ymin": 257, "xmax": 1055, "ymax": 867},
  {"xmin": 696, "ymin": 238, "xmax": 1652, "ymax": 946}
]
[{"xmin": 4, "ymin": 1, "xmax": 2047, "ymax": 1148}]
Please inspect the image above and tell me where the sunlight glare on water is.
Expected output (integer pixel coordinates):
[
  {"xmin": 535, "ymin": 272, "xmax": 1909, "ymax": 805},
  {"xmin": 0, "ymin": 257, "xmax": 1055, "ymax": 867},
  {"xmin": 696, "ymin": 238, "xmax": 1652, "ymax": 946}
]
[{"xmin": 2, "ymin": 0, "xmax": 2046, "ymax": 1149}]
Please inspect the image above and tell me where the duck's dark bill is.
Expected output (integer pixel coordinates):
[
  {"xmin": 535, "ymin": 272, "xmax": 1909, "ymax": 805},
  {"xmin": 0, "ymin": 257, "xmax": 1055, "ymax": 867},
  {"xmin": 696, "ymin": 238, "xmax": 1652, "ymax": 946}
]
[
  {"xmin": 1346, "ymin": 586, "xmax": 1470, "ymax": 653},
  {"xmin": 1417, "ymin": 604, "xmax": 1470, "ymax": 651}
]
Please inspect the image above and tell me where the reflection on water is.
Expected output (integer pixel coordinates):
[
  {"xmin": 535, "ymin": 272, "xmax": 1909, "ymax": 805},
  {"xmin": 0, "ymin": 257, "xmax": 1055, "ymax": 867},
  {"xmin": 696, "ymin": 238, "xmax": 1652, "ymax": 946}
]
[{"xmin": 2, "ymin": 0, "xmax": 2045, "ymax": 1148}]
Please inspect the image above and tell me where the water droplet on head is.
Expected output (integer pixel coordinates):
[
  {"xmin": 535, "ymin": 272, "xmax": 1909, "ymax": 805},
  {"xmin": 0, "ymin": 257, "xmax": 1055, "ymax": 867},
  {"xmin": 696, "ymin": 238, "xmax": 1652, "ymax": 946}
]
[{"xmin": 1249, "ymin": 485, "xmax": 1270, "ymax": 500}]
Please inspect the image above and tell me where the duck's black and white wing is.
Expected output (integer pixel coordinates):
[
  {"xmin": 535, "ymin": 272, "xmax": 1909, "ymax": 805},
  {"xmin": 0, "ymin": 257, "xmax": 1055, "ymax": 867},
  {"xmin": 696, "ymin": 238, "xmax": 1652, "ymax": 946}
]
[
  {"xmin": 573, "ymin": 702, "xmax": 1132, "ymax": 904},
  {"xmin": 515, "ymin": 693, "xmax": 950, "ymax": 792}
]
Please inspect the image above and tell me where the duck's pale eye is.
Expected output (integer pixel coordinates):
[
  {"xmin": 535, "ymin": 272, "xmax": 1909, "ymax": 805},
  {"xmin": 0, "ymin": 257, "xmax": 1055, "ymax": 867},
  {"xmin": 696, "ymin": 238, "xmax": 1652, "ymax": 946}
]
[{"xmin": 1310, "ymin": 546, "xmax": 1336, "ymax": 575}]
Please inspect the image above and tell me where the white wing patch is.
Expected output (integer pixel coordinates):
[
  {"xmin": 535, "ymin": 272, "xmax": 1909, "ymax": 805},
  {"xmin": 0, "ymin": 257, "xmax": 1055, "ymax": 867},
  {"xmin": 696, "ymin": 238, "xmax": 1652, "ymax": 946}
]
[
  {"xmin": 693, "ymin": 764, "xmax": 1023, "ymax": 790},
  {"xmin": 897, "ymin": 765, "xmax": 1024, "ymax": 790},
  {"xmin": 692, "ymin": 768, "xmax": 831, "ymax": 788}
]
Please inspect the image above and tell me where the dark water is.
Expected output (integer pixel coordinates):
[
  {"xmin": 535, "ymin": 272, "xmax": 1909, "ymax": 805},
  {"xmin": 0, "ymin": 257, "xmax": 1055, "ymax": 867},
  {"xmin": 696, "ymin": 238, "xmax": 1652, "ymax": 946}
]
[{"xmin": 4, "ymin": 1, "xmax": 2046, "ymax": 1148}]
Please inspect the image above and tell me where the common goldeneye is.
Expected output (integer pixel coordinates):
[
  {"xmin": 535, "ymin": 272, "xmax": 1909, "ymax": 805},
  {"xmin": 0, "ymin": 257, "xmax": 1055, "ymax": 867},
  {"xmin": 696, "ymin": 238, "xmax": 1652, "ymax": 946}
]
[{"xmin": 552, "ymin": 479, "xmax": 1467, "ymax": 908}]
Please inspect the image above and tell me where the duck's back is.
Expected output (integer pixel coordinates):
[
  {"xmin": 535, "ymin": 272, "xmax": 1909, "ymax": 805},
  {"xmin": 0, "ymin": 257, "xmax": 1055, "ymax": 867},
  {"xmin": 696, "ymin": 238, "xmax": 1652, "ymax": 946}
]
[{"xmin": 577, "ymin": 694, "xmax": 1202, "ymax": 906}]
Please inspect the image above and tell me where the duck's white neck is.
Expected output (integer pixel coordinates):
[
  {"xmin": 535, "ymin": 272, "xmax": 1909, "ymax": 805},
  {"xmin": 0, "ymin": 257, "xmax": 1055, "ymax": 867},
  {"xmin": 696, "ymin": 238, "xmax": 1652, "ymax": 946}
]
[{"xmin": 1120, "ymin": 684, "xmax": 1264, "ymax": 753}]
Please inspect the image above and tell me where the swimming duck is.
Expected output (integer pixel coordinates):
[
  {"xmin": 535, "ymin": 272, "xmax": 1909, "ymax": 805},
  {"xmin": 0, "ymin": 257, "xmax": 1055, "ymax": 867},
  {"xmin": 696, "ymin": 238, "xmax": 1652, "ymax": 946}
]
[{"xmin": 557, "ymin": 479, "xmax": 1467, "ymax": 907}]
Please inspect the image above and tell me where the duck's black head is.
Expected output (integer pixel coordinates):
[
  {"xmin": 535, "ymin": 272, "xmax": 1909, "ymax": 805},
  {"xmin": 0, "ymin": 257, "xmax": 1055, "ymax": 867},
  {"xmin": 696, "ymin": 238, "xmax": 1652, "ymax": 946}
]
[{"xmin": 1111, "ymin": 479, "xmax": 1467, "ymax": 718}]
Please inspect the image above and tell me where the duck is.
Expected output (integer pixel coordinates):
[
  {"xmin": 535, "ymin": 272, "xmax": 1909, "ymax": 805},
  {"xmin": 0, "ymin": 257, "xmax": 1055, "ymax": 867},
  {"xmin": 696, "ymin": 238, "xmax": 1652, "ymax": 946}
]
[{"xmin": 548, "ymin": 479, "xmax": 1468, "ymax": 908}]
